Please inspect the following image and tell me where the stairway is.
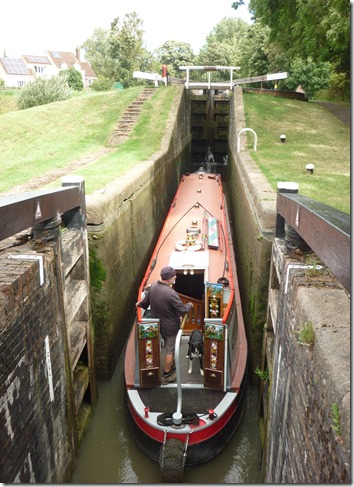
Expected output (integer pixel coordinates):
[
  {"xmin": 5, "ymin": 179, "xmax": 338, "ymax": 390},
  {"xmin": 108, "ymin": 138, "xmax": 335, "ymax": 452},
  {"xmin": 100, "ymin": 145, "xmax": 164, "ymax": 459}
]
[{"xmin": 108, "ymin": 87, "xmax": 156, "ymax": 145}]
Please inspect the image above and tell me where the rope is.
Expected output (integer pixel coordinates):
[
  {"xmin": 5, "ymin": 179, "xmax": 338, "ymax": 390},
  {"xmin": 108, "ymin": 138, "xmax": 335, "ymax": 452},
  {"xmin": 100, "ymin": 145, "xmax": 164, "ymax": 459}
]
[{"xmin": 157, "ymin": 412, "xmax": 200, "ymax": 427}]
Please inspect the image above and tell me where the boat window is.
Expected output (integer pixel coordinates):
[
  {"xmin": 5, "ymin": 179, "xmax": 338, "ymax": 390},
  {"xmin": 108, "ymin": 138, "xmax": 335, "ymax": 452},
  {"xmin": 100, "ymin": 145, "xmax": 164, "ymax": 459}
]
[{"xmin": 223, "ymin": 287, "xmax": 231, "ymax": 305}]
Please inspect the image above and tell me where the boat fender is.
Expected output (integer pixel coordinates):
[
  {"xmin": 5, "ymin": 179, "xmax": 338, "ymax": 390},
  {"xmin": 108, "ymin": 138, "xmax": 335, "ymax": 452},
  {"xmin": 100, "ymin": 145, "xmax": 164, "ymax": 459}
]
[
  {"xmin": 159, "ymin": 438, "xmax": 185, "ymax": 483},
  {"xmin": 217, "ymin": 277, "xmax": 229, "ymax": 287}
]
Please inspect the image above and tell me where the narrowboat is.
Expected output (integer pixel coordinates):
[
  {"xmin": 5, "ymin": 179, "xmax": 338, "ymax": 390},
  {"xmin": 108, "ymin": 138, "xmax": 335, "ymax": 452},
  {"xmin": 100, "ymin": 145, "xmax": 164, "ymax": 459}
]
[{"xmin": 124, "ymin": 170, "xmax": 248, "ymax": 481}]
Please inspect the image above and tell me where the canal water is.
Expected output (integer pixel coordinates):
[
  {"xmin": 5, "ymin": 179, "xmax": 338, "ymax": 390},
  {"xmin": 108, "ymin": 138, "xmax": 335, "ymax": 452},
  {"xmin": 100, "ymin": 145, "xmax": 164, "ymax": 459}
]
[{"xmin": 71, "ymin": 354, "xmax": 262, "ymax": 484}]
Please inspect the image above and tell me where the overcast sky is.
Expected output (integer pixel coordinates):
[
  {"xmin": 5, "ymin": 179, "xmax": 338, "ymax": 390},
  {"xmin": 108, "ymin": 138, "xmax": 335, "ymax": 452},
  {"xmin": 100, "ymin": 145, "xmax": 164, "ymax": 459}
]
[{"xmin": 1, "ymin": 0, "xmax": 251, "ymax": 59}]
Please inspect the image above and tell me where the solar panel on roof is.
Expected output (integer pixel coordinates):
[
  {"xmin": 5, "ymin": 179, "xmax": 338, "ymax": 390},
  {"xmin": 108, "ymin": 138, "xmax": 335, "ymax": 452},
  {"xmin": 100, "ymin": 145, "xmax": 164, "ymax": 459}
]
[
  {"xmin": 27, "ymin": 55, "xmax": 49, "ymax": 63},
  {"xmin": 1, "ymin": 58, "xmax": 29, "ymax": 75}
]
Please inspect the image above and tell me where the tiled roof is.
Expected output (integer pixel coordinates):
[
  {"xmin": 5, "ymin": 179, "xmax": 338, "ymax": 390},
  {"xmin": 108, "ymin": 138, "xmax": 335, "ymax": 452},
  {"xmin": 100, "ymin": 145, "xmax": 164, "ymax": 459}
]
[
  {"xmin": 80, "ymin": 62, "xmax": 96, "ymax": 78},
  {"xmin": 0, "ymin": 50, "xmax": 97, "ymax": 80},
  {"xmin": 46, "ymin": 50, "xmax": 79, "ymax": 68}
]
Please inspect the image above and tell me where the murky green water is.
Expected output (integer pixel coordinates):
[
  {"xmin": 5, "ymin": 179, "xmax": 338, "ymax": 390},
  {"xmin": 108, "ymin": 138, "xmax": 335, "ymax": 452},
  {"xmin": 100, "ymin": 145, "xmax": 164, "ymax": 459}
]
[{"xmin": 71, "ymin": 355, "xmax": 262, "ymax": 483}]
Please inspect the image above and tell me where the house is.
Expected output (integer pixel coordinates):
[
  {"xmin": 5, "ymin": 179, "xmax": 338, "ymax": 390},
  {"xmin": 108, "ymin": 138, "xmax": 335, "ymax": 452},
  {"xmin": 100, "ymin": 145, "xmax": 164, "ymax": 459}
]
[
  {"xmin": 22, "ymin": 54, "xmax": 56, "ymax": 79},
  {"xmin": 0, "ymin": 57, "xmax": 33, "ymax": 87},
  {"xmin": 0, "ymin": 47, "xmax": 97, "ymax": 88},
  {"xmin": 45, "ymin": 48, "xmax": 97, "ymax": 88}
]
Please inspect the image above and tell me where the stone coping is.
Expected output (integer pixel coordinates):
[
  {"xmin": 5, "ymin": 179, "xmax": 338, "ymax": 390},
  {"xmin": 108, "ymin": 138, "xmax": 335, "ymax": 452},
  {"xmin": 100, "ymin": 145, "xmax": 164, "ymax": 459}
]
[{"xmin": 232, "ymin": 86, "xmax": 277, "ymax": 235}]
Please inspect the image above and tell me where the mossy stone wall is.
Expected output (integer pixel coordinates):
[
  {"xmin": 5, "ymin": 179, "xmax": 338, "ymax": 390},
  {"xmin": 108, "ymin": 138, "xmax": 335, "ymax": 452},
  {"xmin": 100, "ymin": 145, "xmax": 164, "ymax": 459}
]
[
  {"xmin": 86, "ymin": 86, "xmax": 191, "ymax": 379},
  {"xmin": 227, "ymin": 86, "xmax": 277, "ymax": 379}
]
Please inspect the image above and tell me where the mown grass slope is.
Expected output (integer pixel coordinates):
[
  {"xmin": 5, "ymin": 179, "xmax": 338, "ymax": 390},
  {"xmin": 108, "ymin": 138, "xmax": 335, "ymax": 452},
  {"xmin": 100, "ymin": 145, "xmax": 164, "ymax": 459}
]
[
  {"xmin": 0, "ymin": 87, "xmax": 349, "ymax": 213},
  {"xmin": 0, "ymin": 86, "xmax": 178, "ymax": 194},
  {"xmin": 243, "ymin": 92, "xmax": 350, "ymax": 214}
]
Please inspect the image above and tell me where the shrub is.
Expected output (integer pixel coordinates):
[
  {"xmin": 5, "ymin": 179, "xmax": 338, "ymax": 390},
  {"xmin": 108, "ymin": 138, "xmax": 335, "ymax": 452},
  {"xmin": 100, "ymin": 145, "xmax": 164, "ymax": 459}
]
[
  {"xmin": 286, "ymin": 57, "xmax": 331, "ymax": 99},
  {"xmin": 90, "ymin": 78, "xmax": 113, "ymax": 92},
  {"xmin": 60, "ymin": 66, "xmax": 84, "ymax": 91},
  {"xmin": 18, "ymin": 74, "xmax": 72, "ymax": 109},
  {"xmin": 327, "ymin": 72, "xmax": 350, "ymax": 102}
]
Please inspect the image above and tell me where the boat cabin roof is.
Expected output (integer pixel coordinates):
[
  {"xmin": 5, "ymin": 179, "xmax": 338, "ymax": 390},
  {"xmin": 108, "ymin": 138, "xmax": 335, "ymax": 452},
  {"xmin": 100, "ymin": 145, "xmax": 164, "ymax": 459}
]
[{"xmin": 141, "ymin": 171, "xmax": 233, "ymax": 292}]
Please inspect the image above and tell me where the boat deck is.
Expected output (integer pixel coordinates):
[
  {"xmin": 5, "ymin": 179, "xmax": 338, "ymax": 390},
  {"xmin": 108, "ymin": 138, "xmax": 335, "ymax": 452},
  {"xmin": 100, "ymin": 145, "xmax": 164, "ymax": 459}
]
[
  {"xmin": 138, "ymin": 335, "xmax": 226, "ymax": 414},
  {"xmin": 138, "ymin": 387, "xmax": 225, "ymax": 415},
  {"xmin": 161, "ymin": 335, "xmax": 204, "ymax": 385}
]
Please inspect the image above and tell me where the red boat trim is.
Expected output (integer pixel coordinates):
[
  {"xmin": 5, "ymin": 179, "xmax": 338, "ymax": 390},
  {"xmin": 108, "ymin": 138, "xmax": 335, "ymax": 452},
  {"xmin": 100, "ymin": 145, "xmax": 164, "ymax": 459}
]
[{"xmin": 127, "ymin": 392, "xmax": 238, "ymax": 445}]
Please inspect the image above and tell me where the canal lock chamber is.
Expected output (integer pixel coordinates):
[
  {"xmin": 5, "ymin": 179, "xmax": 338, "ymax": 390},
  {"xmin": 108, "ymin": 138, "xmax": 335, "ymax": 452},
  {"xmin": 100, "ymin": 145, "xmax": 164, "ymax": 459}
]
[{"xmin": 188, "ymin": 90, "xmax": 230, "ymax": 173}]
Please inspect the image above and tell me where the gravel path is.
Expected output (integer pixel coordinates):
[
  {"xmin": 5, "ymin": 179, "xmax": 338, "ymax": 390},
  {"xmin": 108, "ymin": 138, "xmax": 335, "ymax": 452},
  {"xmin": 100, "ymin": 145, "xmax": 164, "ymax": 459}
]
[{"xmin": 313, "ymin": 101, "xmax": 350, "ymax": 127}]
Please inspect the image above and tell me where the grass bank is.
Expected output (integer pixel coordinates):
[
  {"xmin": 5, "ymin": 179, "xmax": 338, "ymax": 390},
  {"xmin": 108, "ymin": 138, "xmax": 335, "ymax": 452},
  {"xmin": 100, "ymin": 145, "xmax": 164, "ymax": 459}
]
[
  {"xmin": 0, "ymin": 85, "xmax": 178, "ymax": 195},
  {"xmin": 243, "ymin": 92, "xmax": 350, "ymax": 214},
  {"xmin": 0, "ymin": 87, "xmax": 349, "ymax": 213}
]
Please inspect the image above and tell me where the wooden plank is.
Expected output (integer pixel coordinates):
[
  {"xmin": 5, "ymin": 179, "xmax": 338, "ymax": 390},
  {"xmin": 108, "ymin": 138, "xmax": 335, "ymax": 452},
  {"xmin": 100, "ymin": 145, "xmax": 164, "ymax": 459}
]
[
  {"xmin": 179, "ymin": 294, "xmax": 204, "ymax": 333},
  {"xmin": 69, "ymin": 321, "xmax": 88, "ymax": 370},
  {"xmin": 277, "ymin": 193, "xmax": 350, "ymax": 291},
  {"xmin": 73, "ymin": 365, "xmax": 90, "ymax": 414},
  {"xmin": 65, "ymin": 279, "xmax": 88, "ymax": 324},
  {"xmin": 61, "ymin": 230, "xmax": 84, "ymax": 277}
]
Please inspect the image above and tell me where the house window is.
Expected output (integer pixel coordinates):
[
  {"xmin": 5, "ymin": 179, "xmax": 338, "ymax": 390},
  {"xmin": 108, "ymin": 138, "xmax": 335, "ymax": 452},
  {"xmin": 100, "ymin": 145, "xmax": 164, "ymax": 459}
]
[
  {"xmin": 34, "ymin": 66, "xmax": 45, "ymax": 74},
  {"xmin": 18, "ymin": 80, "xmax": 26, "ymax": 87}
]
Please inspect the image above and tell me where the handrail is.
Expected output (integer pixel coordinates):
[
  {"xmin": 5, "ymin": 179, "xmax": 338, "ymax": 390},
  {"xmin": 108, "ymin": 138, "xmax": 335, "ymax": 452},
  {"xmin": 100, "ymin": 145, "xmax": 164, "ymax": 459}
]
[
  {"xmin": 237, "ymin": 128, "xmax": 257, "ymax": 152},
  {"xmin": 172, "ymin": 314, "xmax": 188, "ymax": 425},
  {"xmin": 173, "ymin": 330, "xmax": 183, "ymax": 425}
]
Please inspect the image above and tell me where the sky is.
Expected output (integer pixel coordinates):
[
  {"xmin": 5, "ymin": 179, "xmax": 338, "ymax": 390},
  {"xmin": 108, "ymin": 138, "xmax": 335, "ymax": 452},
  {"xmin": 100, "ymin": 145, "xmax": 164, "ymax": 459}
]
[{"xmin": 0, "ymin": 0, "xmax": 252, "ymax": 59}]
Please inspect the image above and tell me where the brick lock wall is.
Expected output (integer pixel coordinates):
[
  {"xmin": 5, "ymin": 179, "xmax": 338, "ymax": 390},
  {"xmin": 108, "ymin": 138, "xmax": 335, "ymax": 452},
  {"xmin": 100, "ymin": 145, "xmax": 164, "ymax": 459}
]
[
  {"xmin": 0, "ymin": 245, "xmax": 73, "ymax": 482},
  {"xmin": 264, "ymin": 240, "xmax": 350, "ymax": 482}
]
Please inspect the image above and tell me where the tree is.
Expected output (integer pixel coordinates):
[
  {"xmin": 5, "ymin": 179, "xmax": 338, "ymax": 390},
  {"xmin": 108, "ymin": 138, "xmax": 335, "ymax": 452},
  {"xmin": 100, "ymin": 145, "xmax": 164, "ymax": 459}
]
[
  {"xmin": 109, "ymin": 12, "xmax": 150, "ymax": 87},
  {"xmin": 60, "ymin": 67, "xmax": 84, "ymax": 91},
  {"xmin": 82, "ymin": 28, "xmax": 121, "ymax": 80},
  {"xmin": 233, "ymin": 0, "xmax": 349, "ymax": 99},
  {"xmin": 240, "ymin": 22, "xmax": 271, "ymax": 78},
  {"xmin": 197, "ymin": 18, "xmax": 250, "ymax": 69},
  {"xmin": 154, "ymin": 41, "xmax": 195, "ymax": 78},
  {"xmin": 286, "ymin": 57, "xmax": 331, "ymax": 99},
  {"xmin": 241, "ymin": 0, "xmax": 349, "ymax": 75}
]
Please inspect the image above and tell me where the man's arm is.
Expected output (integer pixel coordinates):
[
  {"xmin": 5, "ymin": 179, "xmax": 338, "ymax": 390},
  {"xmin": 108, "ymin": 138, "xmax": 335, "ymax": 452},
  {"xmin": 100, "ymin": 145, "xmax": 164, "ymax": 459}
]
[
  {"xmin": 136, "ymin": 286, "xmax": 151, "ymax": 310},
  {"xmin": 171, "ymin": 291, "xmax": 193, "ymax": 316}
]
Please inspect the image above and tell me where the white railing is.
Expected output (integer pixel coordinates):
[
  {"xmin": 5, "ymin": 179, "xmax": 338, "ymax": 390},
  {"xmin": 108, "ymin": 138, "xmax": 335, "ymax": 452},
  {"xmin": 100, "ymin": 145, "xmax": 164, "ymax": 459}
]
[{"xmin": 179, "ymin": 65, "xmax": 241, "ymax": 90}]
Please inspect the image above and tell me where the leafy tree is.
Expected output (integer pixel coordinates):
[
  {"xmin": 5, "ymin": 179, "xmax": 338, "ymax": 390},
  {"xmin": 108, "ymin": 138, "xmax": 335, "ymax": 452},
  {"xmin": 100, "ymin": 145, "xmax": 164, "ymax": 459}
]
[
  {"xmin": 236, "ymin": 0, "xmax": 349, "ymax": 75},
  {"xmin": 154, "ymin": 41, "xmax": 195, "ymax": 78},
  {"xmin": 60, "ymin": 66, "xmax": 84, "ymax": 91},
  {"xmin": 82, "ymin": 28, "xmax": 121, "ymax": 80},
  {"xmin": 286, "ymin": 57, "xmax": 331, "ymax": 99},
  {"xmin": 240, "ymin": 22, "xmax": 271, "ymax": 78},
  {"xmin": 18, "ymin": 74, "xmax": 72, "ymax": 109},
  {"xmin": 232, "ymin": 0, "xmax": 349, "ymax": 99},
  {"xmin": 109, "ymin": 12, "xmax": 150, "ymax": 87},
  {"xmin": 197, "ymin": 18, "xmax": 249, "ymax": 69}
]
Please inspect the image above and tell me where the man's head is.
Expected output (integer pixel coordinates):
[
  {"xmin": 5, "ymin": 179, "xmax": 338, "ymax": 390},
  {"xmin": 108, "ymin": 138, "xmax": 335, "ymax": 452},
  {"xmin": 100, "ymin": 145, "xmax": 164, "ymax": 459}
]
[{"xmin": 160, "ymin": 266, "xmax": 176, "ymax": 283}]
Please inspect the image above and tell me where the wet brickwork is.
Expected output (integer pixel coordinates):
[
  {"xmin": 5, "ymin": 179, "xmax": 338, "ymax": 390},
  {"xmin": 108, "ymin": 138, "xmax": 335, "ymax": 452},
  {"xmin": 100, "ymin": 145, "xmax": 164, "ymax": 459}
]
[{"xmin": 0, "ymin": 244, "xmax": 74, "ymax": 482}]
